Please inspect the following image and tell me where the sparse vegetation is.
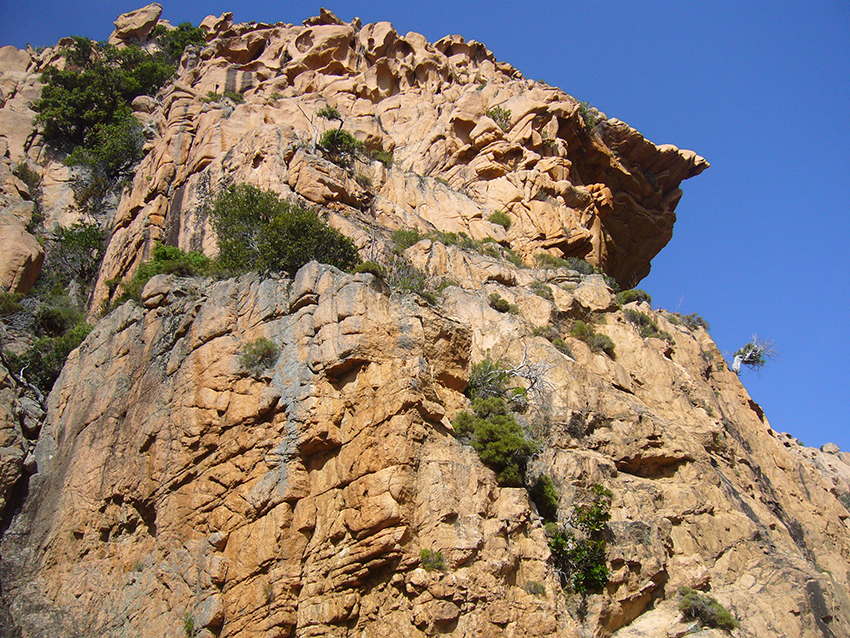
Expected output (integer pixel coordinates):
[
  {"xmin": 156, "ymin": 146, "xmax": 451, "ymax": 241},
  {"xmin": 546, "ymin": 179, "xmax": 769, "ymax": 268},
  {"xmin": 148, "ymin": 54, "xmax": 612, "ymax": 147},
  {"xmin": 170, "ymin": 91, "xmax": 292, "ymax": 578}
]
[
  {"xmin": 678, "ymin": 586, "xmax": 740, "ymax": 630},
  {"xmin": 112, "ymin": 244, "xmax": 213, "ymax": 305},
  {"xmin": 371, "ymin": 149, "xmax": 394, "ymax": 168},
  {"xmin": 0, "ymin": 293, "xmax": 24, "ymax": 316},
  {"xmin": 391, "ymin": 228, "xmax": 423, "ymax": 252},
  {"xmin": 239, "ymin": 337, "xmax": 280, "ymax": 376},
  {"xmin": 486, "ymin": 106, "xmax": 512, "ymax": 131},
  {"xmin": 488, "ymin": 293, "xmax": 519, "ymax": 314},
  {"xmin": 535, "ymin": 253, "xmax": 595, "ymax": 275},
  {"xmin": 524, "ymin": 581, "xmax": 546, "ymax": 596},
  {"xmin": 489, "ymin": 210, "xmax": 512, "ymax": 229},
  {"xmin": 4, "ymin": 321, "xmax": 93, "ymax": 395},
  {"xmin": 419, "ymin": 549, "xmax": 447, "ymax": 572},
  {"xmin": 319, "ymin": 128, "xmax": 364, "ymax": 168},
  {"xmin": 577, "ymin": 101, "xmax": 598, "ymax": 133},
  {"xmin": 570, "ymin": 321, "xmax": 615, "ymax": 357},
  {"xmin": 531, "ymin": 281, "xmax": 554, "ymax": 301},
  {"xmin": 616, "ymin": 289, "xmax": 652, "ymax": 306},
  {"xmin": 623, "ymin": 308, "xmax": 674, "ymax": 344},
  {"xmin": 353, "ymin": 261, "xmax": 385, "ymax": 278},
  {"xmin": 677, "ymin": 312, "xmax": 710, "ymax": 331},
  {"xmin": 733, "ymin": 336, "xmax": 776, "ymax": 374}
]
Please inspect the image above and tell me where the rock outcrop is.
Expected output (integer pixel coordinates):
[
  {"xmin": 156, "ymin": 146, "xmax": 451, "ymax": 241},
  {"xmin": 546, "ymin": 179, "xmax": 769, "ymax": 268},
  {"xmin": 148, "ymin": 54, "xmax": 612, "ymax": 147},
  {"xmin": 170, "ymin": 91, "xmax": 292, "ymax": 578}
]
[{"xmin": 1, "ymin": 6, "xmax": 848, "ymax": 638}]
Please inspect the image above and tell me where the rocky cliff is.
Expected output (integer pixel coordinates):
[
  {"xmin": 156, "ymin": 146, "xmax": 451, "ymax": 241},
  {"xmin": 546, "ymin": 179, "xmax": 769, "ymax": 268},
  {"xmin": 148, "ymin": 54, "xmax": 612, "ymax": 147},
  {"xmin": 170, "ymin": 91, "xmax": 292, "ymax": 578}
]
[{"xmin": 1, "ymin": 6, "xmax": 849, "ymax": 638}]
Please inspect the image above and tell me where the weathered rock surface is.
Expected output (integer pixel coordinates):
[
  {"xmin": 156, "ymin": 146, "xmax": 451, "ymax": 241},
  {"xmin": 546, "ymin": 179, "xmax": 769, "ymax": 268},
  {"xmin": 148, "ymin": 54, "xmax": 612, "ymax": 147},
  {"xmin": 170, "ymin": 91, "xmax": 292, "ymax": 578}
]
[{"xmin": 0, "ymin": 7, "xmax": 848, "ymax": 638}]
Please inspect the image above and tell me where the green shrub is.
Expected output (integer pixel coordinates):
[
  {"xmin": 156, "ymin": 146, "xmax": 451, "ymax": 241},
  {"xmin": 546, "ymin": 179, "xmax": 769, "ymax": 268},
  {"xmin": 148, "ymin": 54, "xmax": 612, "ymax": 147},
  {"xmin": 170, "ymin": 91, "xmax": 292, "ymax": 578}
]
[
  {"xmin": 316, "ymin": 105, "xmax": 342, "ymax": 121},
  {"xmin": 182, "ymin": 611, "xmax": 194, "ymax": 637},
  {"xmin": 570, "ymin": 321, "xmax": 615, "ymax": 357},
  {"xmin": 371, "ymin": 149, "xmax": 394, "ymax": 168},
  {"xmin": 5, "ymin": 321, "xmax": 92, "ymax": 395},
  {"xmin": 591, "ymin": 333, "xmax": 616, "ymax": 357},
  {"xmin": 319, "ymin": 128, "xmax": 364, "ymax": 168},
  {"xmin": 623, "ymin": 308, "xmax": 660, "ymax": 339},
  {"xmin": 208, "ymin": 183, "xmax": 360, "ymax": 275},
  {"xmin": 468, "ymin": 358, "xmax": 510, "ymax": 401},
  {"xmin": 678, "ymin": 312, "xmax": 710, "ymax": 331},
  {"xmin": 530, "ymin": 474, "xmax": 559, "ymax": 522},
  {"xmin": 239, "ymin": 337, "xmax": 280, "ymax": 376},
  {"xmin": 150, "ymin": 22, "xmax": 206, "ymax": 63},
  {"xmin": 524, "ymin": 581, "xmax": 546, "ymax": 596},
  {"xmin": 384, "ymin": 255, "xmax": 426, "ymax": 297},
  {"xmin": 486, "ymin": 106, "xmax": 512, "ymax": 132},
  {"xmin": 13, "ymin": 164, "xmax": 43, "ymax": 229},
  {"xmin": 453, "ymin": 397, "xmax": 538, "ymax": 486},
  {"xmin": 434, "ymin": 176, "xmax": 451, "ymax": 187},
  {"xmin": 431, "ymin": 230, "xmax": 477, "ymax": 250},
  {"xmin": 353, "ymin": 261, "xmax": 385, "ymax": 278},
  {"xmin": 616, "ymin": 288, "xmax": 652, "ymax": 306},
  {"xmin": 551, "ymin": 338, "xmax": 573, "ymax": 357},
  {"xmin": 678, "ymin": 587, "xmax": 740, "ymax": 630},
  {"xmin": 531, "ymin": 281, "xmax": 553, "ymax": 301},
  {"xmin": 488, "ymin": 293, "xmax": 518, "ymax": 314},
  {"xmin": 532, "ymin": 325, "xmax": 559, "ymax": 341},
  {"xmin": 489, "ymin": 210, "xmax": 511, "ymax": 229},
  {"xmin": 548, "ymin": 484, "xmax": 612, "ymax": 594},
  {"xmin": 115, "ymin": 244, "xmax": 213, "ymax": 304},
  {"xmin": 391, "ymin": 228, "xmax": 423, "ymax": 252},
  {"xmin": 419, "ymin": 549, "xmax": 447, "ymax": 572},
  {"xmin": 577, "ymin": 101, "xmax": 598, "ymax": 133}
]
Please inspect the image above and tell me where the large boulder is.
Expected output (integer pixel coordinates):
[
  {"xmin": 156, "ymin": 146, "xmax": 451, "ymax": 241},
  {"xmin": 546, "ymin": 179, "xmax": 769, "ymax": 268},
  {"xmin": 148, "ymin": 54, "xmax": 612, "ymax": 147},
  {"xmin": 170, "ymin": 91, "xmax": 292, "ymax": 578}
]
[{"xmin": 108, "ymin": 3, "xmax": 163, "ymax": 45}]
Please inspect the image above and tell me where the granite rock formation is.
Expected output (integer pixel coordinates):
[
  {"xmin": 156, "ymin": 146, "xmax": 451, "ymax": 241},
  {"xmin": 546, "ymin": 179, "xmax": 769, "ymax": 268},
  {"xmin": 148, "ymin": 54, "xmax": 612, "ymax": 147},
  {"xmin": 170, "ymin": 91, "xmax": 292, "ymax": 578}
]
[{"xmin": 0, "ymin": 6, "xmax": 848, "ymax": 638}]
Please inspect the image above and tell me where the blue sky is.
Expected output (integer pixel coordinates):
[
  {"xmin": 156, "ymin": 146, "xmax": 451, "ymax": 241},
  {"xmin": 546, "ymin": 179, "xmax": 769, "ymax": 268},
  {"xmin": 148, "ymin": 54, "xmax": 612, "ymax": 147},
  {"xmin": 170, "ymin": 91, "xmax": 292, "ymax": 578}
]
[{"xmin": 2, "ymin": 1, "xmax": 849, "ymax": 450}]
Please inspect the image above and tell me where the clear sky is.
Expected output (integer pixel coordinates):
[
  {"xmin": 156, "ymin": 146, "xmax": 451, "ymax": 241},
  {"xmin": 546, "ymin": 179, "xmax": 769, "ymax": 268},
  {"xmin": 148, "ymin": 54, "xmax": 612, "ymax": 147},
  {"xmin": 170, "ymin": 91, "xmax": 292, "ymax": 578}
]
[{"xmin": 2, "ymin": 1, "xmax": 849, "ymax": 450}]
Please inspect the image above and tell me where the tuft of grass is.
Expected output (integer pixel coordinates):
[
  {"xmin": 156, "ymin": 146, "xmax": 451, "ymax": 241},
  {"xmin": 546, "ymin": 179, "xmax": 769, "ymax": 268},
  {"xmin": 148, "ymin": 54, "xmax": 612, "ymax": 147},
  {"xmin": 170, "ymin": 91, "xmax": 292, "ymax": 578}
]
[
  {"xmin": 391, "ymin": 228, "xmax": 423, "ymax": 252},
  {"xmin": 531, "ymin": 281, "xmax": 554, "ymax": 301},
  {"xmin": 316, "ymin": 105, "xmax": 342, "ymax": 121},
  {"xmin": 570, "ymin": 321, "xmax": 615, "ymax": 357},
  {"xmin": 524, "ymin": 581, "xmax": 546, "ymax": 596}
]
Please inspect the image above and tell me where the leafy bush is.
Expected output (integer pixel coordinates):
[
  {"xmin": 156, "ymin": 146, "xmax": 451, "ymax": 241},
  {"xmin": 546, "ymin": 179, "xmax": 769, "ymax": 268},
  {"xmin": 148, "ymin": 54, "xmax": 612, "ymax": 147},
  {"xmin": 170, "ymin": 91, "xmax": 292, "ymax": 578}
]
[
  {"xmin": 316, "ymin": 105, "xmax": 342, "ymax": 121},
  {"xmin": 616, "ymin": 288, "xmax": 652, "ymax": 306},
  {"xmin": 547, "ymin": 484, "xmax": 612, "ymax": 594},
  {"xmin": 435, "ymin": 278, "xmax": 458, "ymax": 294},
  {"xmin": 486, "ymin": 106, "xmax": 512, "ymax": 132},
  {"xmin": 150, "ymin": 22, "xmax": 206, "ymax": 63},
  {"xmin": 551, "ymin": 337, "xmax": 573, "ymax": 357},
  {"xmin": 5, "ymin": 322, "xmax": 92, "ymax": 395},
  {"xmin": 319, "ymin": 128, "xmax": 364, "ymax": 168},
  {"xmin": 34, "ymin": 37, "xmax": 171, "ymax": 146},
  {"xmin": 530, "ymin": 474, "xmax": 559, "ymax": 522},
  {"xmin": 391, "ymin": 228, "xmax": 423, "ymax": 252},
  {"xmin": 208, "ymin": 183, "xmax": 360, "ymax": 275},
  {"xmin": 489, "ymin": 210, "xmax": 511, "ymax": 229},
  {"xmin": 453, "ymin": 397, "xmax": 539, "ymax": 486},
  {"xmin": 678, "ymin": 587, "xmax": 740, "ymax": 630},
  {"xmin": 419, "ymin": 549, "xmax": 447, "ymax": 572},
  {"xmin": 488, "ymin": 293, "xmax": 518, "ymax": 314},
  {"xmin": 239, "ymin": 337, "xmax": 280, "ymax": 376},
  {"xmin": 467, "ymin": 358, "xmax": 511, "ymax": 400}
]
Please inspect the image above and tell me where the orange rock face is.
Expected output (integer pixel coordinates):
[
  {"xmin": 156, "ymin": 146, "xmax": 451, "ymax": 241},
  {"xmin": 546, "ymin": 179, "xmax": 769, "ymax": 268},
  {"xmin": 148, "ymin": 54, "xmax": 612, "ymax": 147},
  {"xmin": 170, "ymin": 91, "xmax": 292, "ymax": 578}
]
[{"xmin": 1, "ymin": 8, "xmax": 848, "ymax": 638}]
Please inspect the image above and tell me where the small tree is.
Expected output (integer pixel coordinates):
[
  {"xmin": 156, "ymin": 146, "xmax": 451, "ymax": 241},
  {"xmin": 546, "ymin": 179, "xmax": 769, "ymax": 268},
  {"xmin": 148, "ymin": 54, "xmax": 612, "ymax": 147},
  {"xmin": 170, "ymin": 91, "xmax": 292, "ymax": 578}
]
[{"xmin": 732, "ymin": 335, "xmax": 777, "ymax": 374}]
